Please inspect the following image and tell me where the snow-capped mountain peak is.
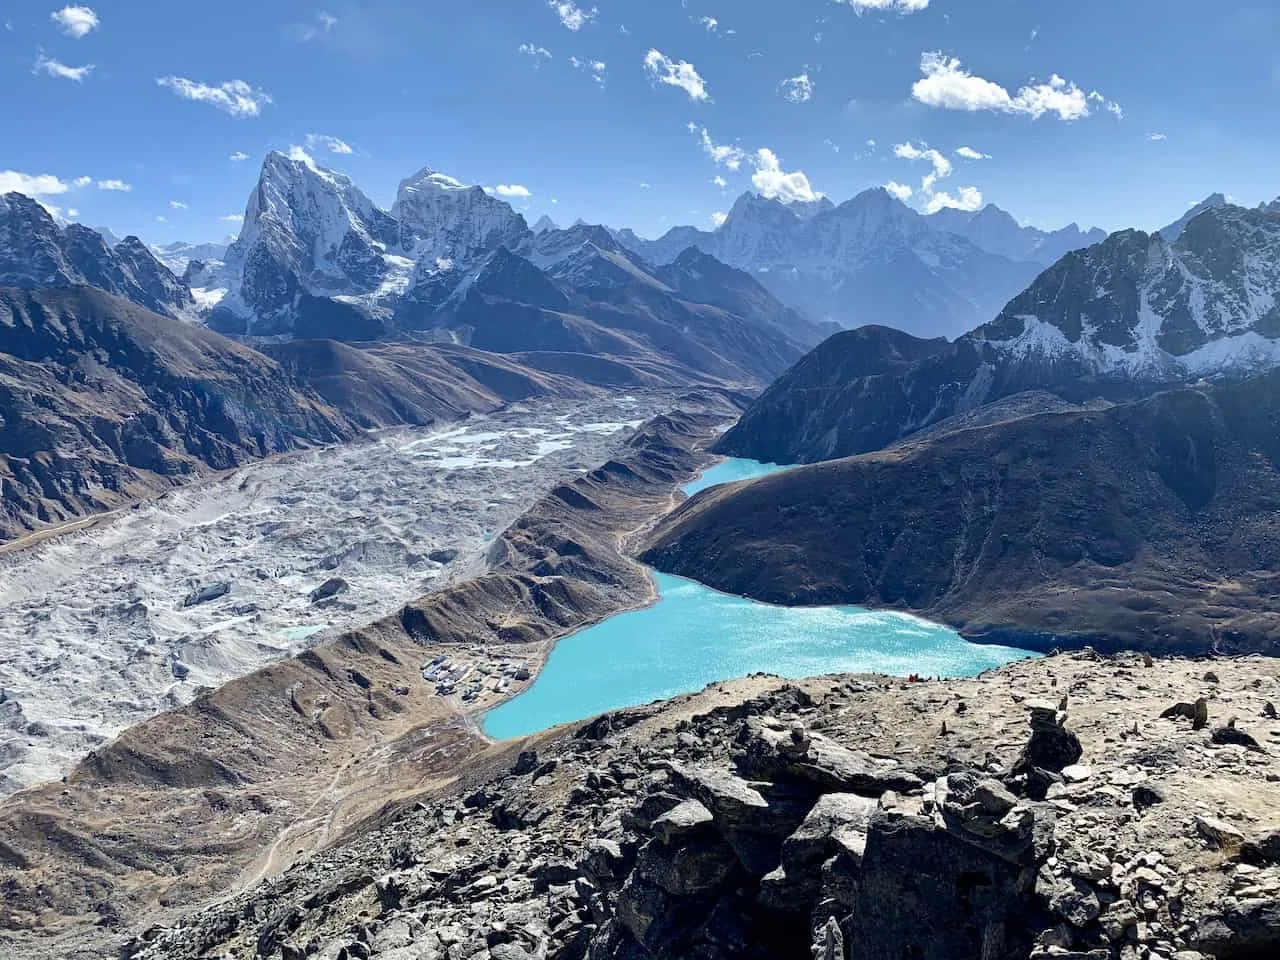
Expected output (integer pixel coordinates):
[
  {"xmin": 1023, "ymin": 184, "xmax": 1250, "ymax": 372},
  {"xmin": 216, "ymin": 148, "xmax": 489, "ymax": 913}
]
[
  {"xmin": 977, "ymin": 202, "xmax": 1280, "ymax": 379},
  {"xmin": 391, "ymin": 165, "xmax": 530, "ymax": 270}
]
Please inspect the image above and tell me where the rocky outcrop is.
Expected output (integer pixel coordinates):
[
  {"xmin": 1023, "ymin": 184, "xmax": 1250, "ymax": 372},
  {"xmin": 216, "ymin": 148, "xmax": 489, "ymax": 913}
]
[
  {"xmin": 648, "ymin": 373, "xmax": 1280, "ymax": 656},
  {"xmin": 119, "ymin": 653, "xmax": 1280, "ymax": 960}
]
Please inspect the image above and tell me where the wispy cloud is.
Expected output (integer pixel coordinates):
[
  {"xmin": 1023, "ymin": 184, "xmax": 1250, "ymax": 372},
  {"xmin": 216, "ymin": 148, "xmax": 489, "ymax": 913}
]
[
  {"xmin": 751, "ymin": 148, "xmax": 820, "ymax": 203},
  {"xmin": 33, "ymin": 53, "xmax": 94, "ymax": 81},
  {"xmin": 305, "ymin": 133, "xmax": 353, "ymax": 154},
  {"xmin": 518, "ymin": 42, "xmax": 553, "ymax": 63},
  {"xmin": 645, "ymin": 50, "xmax": 709, "ymax": 101},
  {"xmin": 51, "ymin": 5, "xmax": 98, "ymax": 38},
  {"xmin": 779, "ymin": 71, "xmax": 814, "ymax": 103},
  {"xmin": 570, "ymin": 56, "xmax": 607, "ymax": 86},
  {"xmin": 230, "ymin": 151, "xmax": 250, "ymax": 162},
  {"xmin": 713, "ymin": 175, "xmax": 728, "ymax": 188},
  {"xmin": 690, "ymin": 125, "xmax": 745, "ymax": 170},
  {"xmin": 220, "ymin": 213, "xmax": 244, "ymax": 223},
  {"xmin": 710, "ymin": 211, "xmax": 728, "ymax": 227},
  {"xmin": 548, "ymin": 0, "xmax": 596, "ymax": 31},
  {"xmin": 1147, "ymin": 132, "xmax": 1168, "ymax": 142},
  {"xmin": 156, "ymin": 77, "xmax": 273, "ymax": 117},
  {"xmin": 836, "ymin": 0, "xmax": 929, "ymax": 12},
  {"xmin": 170, "ymin": 200, "xmax": 188, "ymax": 209},
  {"xmin": 97, "ymin": 179, "xmax": 131, "ymax": 192},
  {"xmin": 894, "ymin": 140, "xmax": 984, "ymax": 213},
  {"xmin": 954, "ymin": 146, "xmax": 991, "ymax": 160},
  {"xmin": 490, "ymin": 184, "xmax": 532, "ymax": 198},
  {"xmin": 288, "ymin": 10, "xmax": 339, "ymax": 43},
  {"xmin": 911, "ymin": 52, "xmax": 1109, "ymax": 121}
]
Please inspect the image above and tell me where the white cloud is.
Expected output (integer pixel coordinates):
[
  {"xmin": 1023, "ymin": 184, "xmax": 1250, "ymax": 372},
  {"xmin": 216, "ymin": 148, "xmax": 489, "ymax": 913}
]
[
  {"xmin": 713, "ymin": 175, "xmax": 728, "ymax": 188},
  {"xmin": 156, "ymin": 76, "xmax": 273, "ymax": 118},
  {"xmin": 66, "ymin": 208, "xmax": 78, "ymax": 217},
  {"xmin": 33, "ymin": 53, "xmax": 94, "ymax": 81},
  {"xmin": 286, "ymin": 145, "xmax": 317, "ymax": 167},
  {"xmin": 570, "ymin": 56, "xmax": 607, "ymax": 85},
  {"xmin": 51, "ymin": 5, "xmax": 98, "ymax": 38},
  {"xmin": 230, "ymin": 151, "xmax": 250, "ymax": 162},
  {"xmin": 518, "ymin": 42, "xmax": 553, "ymax": 62},
  {"xmin": 549, "ymin": 1, "xmax": 596, "ymax": 31},
  {"xmin": 911, "ymin": 52, "xmax": 1103, "ymax": 121},
  {"xmin": 699, "ymin": 16, "xmax": 719, "ymax": 31},
  {"xmin": 837, "ymin": 0, "xmax": 929, "ymax": 12},
  {"xmin": 170, "ymin": 200, "xmax": 188, "ymax": 209},
  {"xmin": 711, "ymin": 211, "xmax": 728, "ymax": 227},
  {"xmin": 693, "ymin": 126, "xmax": 744, "ymax": 170},
  {"xmin": 640, "ymin": 182, "xmax": 652, "ymax": 189},
  {"xmin": 955, "ymin": 146, "xmax": 991, "ymax": 160},
  {"xmin": 1147, "ymin": 132, "xmax": 1168, "ymax": 142},
  {"xmin": 220, "ymin": 213, "xmax": 244, "ymax": 223},
  {"xmin": 1088, "ymin": 90, "xmax": 1124, "ymax": 119},
  {"xmin": 884, "ymin": 181, "xmax": 914, "ymax": 201},
  {"xmin": 780, "ymin": 72, "xmax": 814, "ymax": 103},
  {"xmin": 305, "ymin": 133, "xmax": 353, "ymax": 154},
  {"xmin": 72, "ymin": 175, "xmax": 92, "ymax": 188},
  {"xmin": 492, "ymin": 184, "xmax": 532, "ymax": 198},
  {"xmin": 0, "ymin": 171, "xmax": 72, "ymax": 197},
  {"xmin": 97, "ymin": 179, "xmax": 131, "ymax": 192},
  {"xmin": 751, "ymin": 148, "xmax": 820, "ymax": 203},
  {"xmin": 644, "ymin": 49, "xmax": 709, "ymax": 102},
  {"xmin": 318, "ymin": 11, "xmax": 338, "ymax": 29},
  {"xmin": 156, "ymin": 215, "xmax": 167, "ymax": 223},
  {"xmin": 894, "ymin": 141, "xmax": 952, "ymax": 181},
  {"xmin": 925, "ymin": 185, "xmax": 984, "ymax": 214}
]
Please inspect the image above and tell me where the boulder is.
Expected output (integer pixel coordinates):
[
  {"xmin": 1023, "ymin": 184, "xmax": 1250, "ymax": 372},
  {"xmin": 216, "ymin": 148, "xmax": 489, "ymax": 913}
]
[
  {"xmin": 310, "ymin": 578, "xmax": 350, "ymax": 604},
  {"xmin": 734, "ymin": 721, "xmax": 923, "ymax": 796},
  {"xmin": 652, "ymin": 800, "xmax": 714, "ymax": 846},
  {"xmin": 181, "ymin": 582, "xmax": 230, "ymax": 608}
]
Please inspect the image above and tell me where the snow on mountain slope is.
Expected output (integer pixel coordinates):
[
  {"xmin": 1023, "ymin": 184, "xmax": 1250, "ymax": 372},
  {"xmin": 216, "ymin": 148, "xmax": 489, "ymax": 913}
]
[
  {"xmin": 614, "ymin": 188, "xmax": 1063, "ymax": 338},
  {"xmin": 152, "ymin": 240, "xmax": 230, "ymax": 274},
  {"xmin": 929, "ymin": 204, "xmax": 1106, "ymax": 266},
  {"xmin": 393, "ymin": 168, "xmax": 530, "ymax": 278},
  {"xmin": 0, "ymin": 192, "xmax": 194, "ymax": 318},
  {"xmin": 1159, "ymin": 193, "xmax": 1228, "ymax": 241},
  {"xmin": 976, "ymin": 203, "xmax": 1280, "ymax": 378},
  {"xmin": 212, "ymin": 151, "xmax": 401, "ymax": 335}
]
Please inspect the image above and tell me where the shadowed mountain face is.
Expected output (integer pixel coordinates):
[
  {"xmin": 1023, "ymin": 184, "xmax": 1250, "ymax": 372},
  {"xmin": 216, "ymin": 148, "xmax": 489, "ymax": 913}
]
[
  {"xmin": 645, "ymin": 374, "xmax": 1280, "ymax": 656},
  {"xmin": 0, "ymin": 193, "xmax": 195, "ymax": 319},
  {"xmin": 0, "ymin": 286, "xmax": 355, "ymax": 540},
  {"xmin": 721, "ymin": 203, "xmax": 1280, "ymax": 464}
]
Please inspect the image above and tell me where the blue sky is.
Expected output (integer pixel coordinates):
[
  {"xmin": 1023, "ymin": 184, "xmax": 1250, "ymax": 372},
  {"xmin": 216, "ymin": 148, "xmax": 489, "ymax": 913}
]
[{"xmin": 2, "ymin": 1, "xmax": 1278, "ymax": 244}]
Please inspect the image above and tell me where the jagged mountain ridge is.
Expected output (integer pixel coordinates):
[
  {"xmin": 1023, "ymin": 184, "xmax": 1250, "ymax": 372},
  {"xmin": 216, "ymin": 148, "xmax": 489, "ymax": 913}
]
[
  {"xmin": 0, "ymin": 193, "xmax": 195, "ymax": 319},
  {"xmin": 202, "ymin": 152, "xmax": 826, "ymax": 384},
  {"xmin": 614, "ymin": 189, "xmax": 1106, "ymax": 338},
  {"xmin": 720, "ymin": 200, "xmax": 1280, "ymax": 463}
]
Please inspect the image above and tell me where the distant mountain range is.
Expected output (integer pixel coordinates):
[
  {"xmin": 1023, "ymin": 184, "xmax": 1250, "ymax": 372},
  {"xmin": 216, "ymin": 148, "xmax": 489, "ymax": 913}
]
[
  {"xmin": 614, "ymin": 189, "xmax": 1107, "ymax": 339},
  {"xmin": 720, "ymin": 198, "xmax": 1280, "ymax": 463}
]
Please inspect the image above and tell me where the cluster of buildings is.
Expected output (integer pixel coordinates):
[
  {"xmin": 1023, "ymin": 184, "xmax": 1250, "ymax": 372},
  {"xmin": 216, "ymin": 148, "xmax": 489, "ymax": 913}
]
[{"xmin": 422, "ymin": 654, "xmax": 532, "ymax": 703}]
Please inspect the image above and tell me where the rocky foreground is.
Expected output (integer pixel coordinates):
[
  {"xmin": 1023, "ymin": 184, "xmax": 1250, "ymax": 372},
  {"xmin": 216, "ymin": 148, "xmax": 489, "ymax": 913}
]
[{"xmin": 127, "ymin": 652, "xmax": 1280, "ymax": 960}]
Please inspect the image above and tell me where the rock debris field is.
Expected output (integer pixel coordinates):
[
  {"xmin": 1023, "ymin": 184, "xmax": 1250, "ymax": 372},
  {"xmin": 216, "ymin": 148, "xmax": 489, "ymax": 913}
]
[{"xmin": 0, "ymin": 394, "xmax": 666, "ymax": 796}]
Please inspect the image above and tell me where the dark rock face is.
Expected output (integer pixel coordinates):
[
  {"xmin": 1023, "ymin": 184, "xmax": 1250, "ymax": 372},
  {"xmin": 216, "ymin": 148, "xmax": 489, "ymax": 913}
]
[
  {"xmin": 0, "ymin": 193, "xmax": 194, "ymax": 319},
  {"xmin": 0, "ymin": 285, "xmax": 353, "ymax": 540},
  {"xmin": 646, "ymin": 374, "xmax": 1280, "ymax": 655},
  {"xmin": 719, "ymin": 203, "xmax": 1280, "ymax": 465}
]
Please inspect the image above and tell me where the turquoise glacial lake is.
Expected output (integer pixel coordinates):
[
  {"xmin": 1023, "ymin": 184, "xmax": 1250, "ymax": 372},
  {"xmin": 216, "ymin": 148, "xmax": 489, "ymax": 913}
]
[{"xmin": 481, "ymin": 459, "xmax": 1035, "ymax": 740}]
